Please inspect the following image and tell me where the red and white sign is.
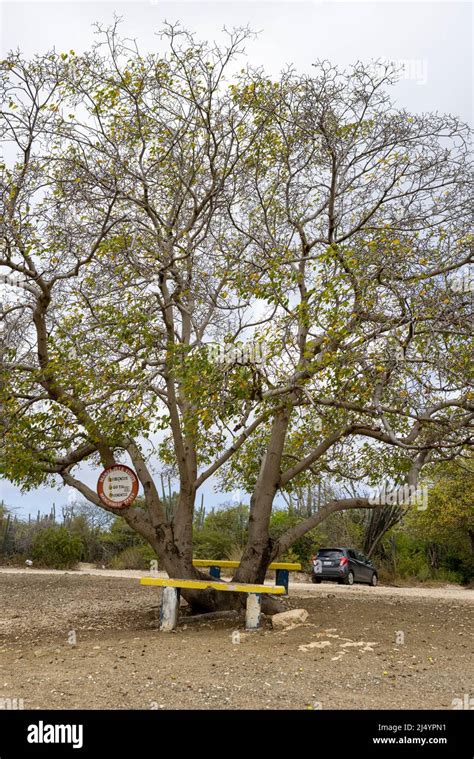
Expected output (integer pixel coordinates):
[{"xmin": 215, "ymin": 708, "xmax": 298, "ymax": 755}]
[{"xmin": 97, "ymin": 465, "xmax": 139, "ymax": 509}]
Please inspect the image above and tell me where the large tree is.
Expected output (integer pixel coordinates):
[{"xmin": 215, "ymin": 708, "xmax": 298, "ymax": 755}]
[{"xmin": 1, "ymin": 25, "xmax": 472, "ymax": 611}]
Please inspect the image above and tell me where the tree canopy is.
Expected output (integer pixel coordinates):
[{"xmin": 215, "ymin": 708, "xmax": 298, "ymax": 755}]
[{"xmin": 1, "ymin": 24, "xmax": 472, "ymax": 601}]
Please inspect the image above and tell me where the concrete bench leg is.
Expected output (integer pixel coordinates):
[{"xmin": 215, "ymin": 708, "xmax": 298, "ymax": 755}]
[
  {"xmin": 245, "ymin": 593, "xmax": 261, "ymax": 631},
  {"xmin": 275, "ymin": 568, "xmax": 289, "ymax": 595},
  {"xmin": 160, "ymin": 586, "xmax": 180, "ymax": 631}
]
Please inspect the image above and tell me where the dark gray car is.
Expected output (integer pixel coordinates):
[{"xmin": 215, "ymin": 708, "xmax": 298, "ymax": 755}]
[{"xmin": 311, "ymin": 547, "xmax": 378, "ymax": 586}]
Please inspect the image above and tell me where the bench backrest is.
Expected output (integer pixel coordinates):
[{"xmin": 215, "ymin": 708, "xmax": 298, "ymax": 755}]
[{"xmin": 192, "ymin": 559, "xmax": 301, "ymax": 571}]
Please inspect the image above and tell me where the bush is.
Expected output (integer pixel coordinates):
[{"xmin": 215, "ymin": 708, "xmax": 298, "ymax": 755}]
[
  {"xmin": 226, "ymin": 544, "xmax": 244, "ymax": 563},
  {"xmin": 415, "ymin": 565, "xmax": 432, "ymax": 582},
  {"xmin": 434, "ymin": 567, "xmax": 464, "ymax": 584},
  {"xmin": 377, "ymin": 566, "xmax": 396, "ymax": 585},
  {"xmin": 193, "ymin": 504, "xmax": 249, "ymax": 560},
  {"xmin": 109, "ymin": 545, "xmax": 157, "ymax": 570},
  {"xmin": 31, "ymin": 527, "xmax": 83, "ymax": 569},
  {"xmin": 193, "ymin": 530, "xmax": 235, "ymax": 560},
  {"xmin": 100, "ymin": 517, "xmax": 144, "ymax": 556},
  {"xmin": 269, "ymin": 510, "xmax": 318, "ymax": 566},
  {"xmin": 442, "ymin": 552, "xmax": 474, "ymax": 584},
  {"xmin": 68, "ymin": 514, "xmax": 105, "ymax": 563}
]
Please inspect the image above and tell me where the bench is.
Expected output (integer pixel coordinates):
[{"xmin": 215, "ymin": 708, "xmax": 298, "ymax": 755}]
[
  {"xmin": 140, "ymin": 577, "xmax": 285, "ymax": 632},
  {"xmin": 192, "ymin": 559, "xmax": 301, "ymax": 594}
]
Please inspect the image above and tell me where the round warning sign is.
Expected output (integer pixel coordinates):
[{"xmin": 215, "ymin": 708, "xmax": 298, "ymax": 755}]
[{"xmin": 97, "ymin": 465, "xmax": 139, "ymax": 509}]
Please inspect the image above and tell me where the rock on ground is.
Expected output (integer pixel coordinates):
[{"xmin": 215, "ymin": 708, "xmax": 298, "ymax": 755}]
[{"xmin": 271, "ymin": 608, "xmax": 308, "ymax": 630}]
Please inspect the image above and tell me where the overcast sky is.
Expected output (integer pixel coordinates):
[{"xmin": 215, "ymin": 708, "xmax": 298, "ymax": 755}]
[{"xmin": 0, "ymin": 1, "xmax": 472, "ymax": 516}]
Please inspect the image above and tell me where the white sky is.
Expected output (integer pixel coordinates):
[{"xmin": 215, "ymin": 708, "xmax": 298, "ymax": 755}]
[{"xmin": 0, "ymin": 0, "xmax": 472, "ymax": 515}]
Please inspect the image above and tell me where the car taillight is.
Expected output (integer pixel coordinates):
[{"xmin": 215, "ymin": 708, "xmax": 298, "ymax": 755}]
[{"xmin": 339, "ymin": 557, "xmax": 349, "ymax": 566}]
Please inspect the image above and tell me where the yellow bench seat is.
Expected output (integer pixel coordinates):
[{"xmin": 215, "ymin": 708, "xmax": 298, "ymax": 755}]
[
  {"xmin": 192, "ymin": 560, "xmax": 301, "ymax": 571},
  {"xmin": 140, "ymin": 576, "xmax": 284, "ymax": 631},
  {"xmin": 140, "ymin": 577, "xmax": 285, "ymax": 594}
]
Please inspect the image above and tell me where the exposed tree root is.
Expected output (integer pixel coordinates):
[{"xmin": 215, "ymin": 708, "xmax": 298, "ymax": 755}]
[
  {"xmin": 180, "ymin": 609, "xmax": 240, "ymax": 624},
  {"xmin": 180, "ymin": 586, "xmax": 290, "ymax": 616}
]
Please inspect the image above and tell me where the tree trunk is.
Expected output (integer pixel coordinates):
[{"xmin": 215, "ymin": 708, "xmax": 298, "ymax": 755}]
[
  {"xmin": 142, "ymin": 487, "xmax": 285, "ymax": 615},
  {"xmin": 468, "ymin": 530, "xmax": 474, "ymax": 556},
  {"xmin": 426, "ymin": 543, "xmax": 440, "ymax": 570},
  {"xmin": 232, "ymin": 411, "xmax": 290, "ymax": 587}
]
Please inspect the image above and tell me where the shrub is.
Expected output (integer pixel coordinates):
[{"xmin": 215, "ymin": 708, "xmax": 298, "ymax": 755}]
[
  {"xmin": 415, "ymin": 565, "xmax": 432, "ymax": 582},
  {"xmin": 434, "ymin": 567, "xmax": 463, "ymax": 584},
  {"xmin": 193, "ymin": 530, "xmax": 234, "ymax": 560},
  {"xmin": 377, "ymin": 566, "xmax": 396, "ymax": 585},
  {"xmin": 193, "ymin": 504, "xmax": 248, "ymax": 560},
  {"xmin": 269, "ymin": 510, "xmax": 318, "ymax": 565},
  {"xmin": 226, "ymin": 544, "xmax": 244, "ymax": 563},
  {"xmin": 109, "ymin": 545, "xmax": 157, "ymax": 570},
  {"xmin": 31, "ymin": 527, "xmax": 83, "ymax": 569}
]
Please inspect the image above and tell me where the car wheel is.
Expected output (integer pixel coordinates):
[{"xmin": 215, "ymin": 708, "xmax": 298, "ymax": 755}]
[
  {"xmin": 345, "ymin": 571, "xmax": 354, "ymax": 586},
  {"xmin": 370, "ymin": 572, "xmax": 378, "ymax": 587},
  {"xmin": 311, "ymin": 575, "xmax": 321, "ymax": 584}
]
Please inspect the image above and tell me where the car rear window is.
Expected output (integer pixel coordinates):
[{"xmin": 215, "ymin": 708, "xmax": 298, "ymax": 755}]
[{"xmin": 317, "ymin": 549, "xmax": 343, "ymax": 559}]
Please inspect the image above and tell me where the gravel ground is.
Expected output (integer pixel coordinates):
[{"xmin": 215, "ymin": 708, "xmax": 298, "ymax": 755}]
[
  {"xmin": 0, "ymin": 573, "xmax": 472, "ymax": 710},
  {"xmin": 1, "ymin": 565, "xmax": 472, "ymax": 601}
]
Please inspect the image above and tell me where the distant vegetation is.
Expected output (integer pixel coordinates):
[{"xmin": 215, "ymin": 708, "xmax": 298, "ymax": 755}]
[{"xmin": 1, "ymin": 462, "xmax": 472, "ymax": 583}]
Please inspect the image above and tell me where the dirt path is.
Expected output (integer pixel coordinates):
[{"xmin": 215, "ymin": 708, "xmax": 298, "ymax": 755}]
[
  {"xmin": 0, "ymin": 573, "xmax": 472, "ymax": 710},
  {"xmin": 0, "ymin": 565, "xmax": 472, "ymax": 602}
]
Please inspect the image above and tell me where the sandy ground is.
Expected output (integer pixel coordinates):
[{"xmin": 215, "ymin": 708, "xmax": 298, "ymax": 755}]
[
  {"xmin": 1, "ymin": 565, "xmax": 472, "ymax": 601},
  {"xmin": 0, "ymin": 571, "xmax": 472, "ymax": 710}
]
